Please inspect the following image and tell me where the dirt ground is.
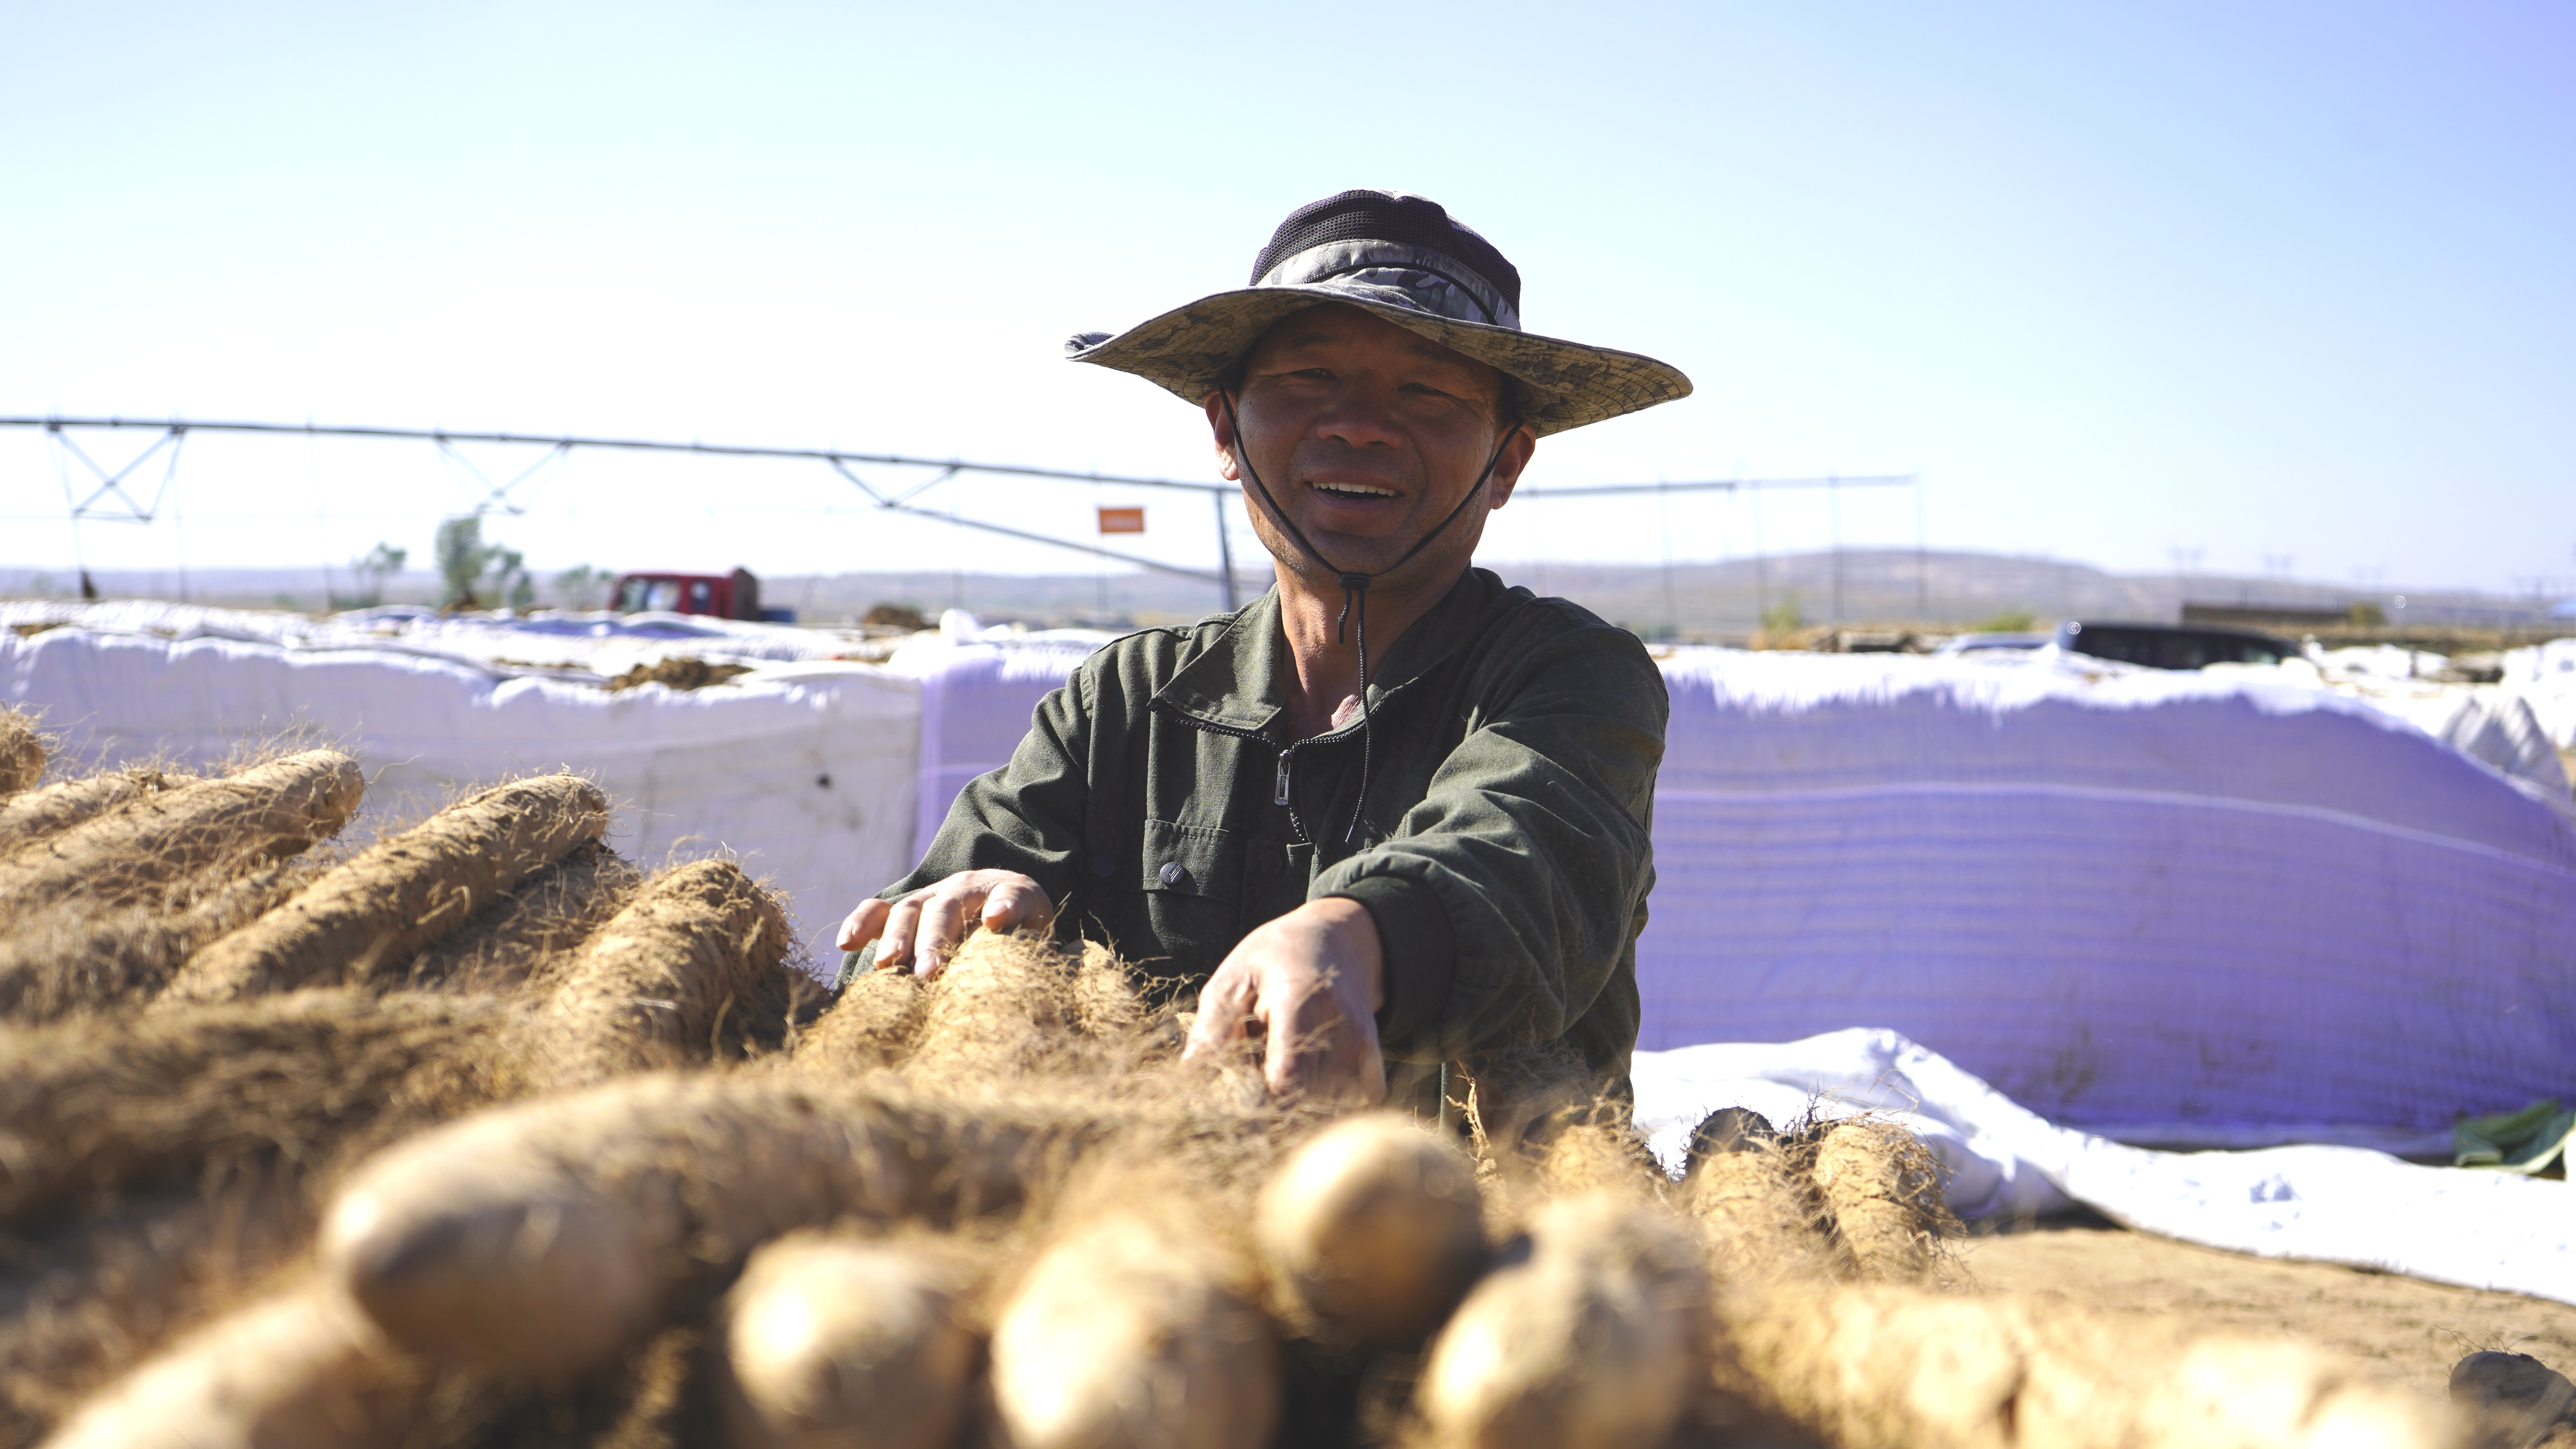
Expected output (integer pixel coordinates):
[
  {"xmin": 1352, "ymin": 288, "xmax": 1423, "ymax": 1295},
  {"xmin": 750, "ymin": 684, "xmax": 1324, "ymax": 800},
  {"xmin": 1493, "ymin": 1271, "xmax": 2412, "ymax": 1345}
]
[{"xmin": 1962, "ymin": 1214, "xmax": 2576, "ymax": 1397}]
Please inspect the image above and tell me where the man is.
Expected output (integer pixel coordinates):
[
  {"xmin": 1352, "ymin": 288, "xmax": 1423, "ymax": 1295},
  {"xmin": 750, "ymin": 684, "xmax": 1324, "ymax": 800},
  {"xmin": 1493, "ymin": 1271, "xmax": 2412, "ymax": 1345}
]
[{"xmin": 836, "ymin": 189, "xmax": 1690, "ymax": 1113}]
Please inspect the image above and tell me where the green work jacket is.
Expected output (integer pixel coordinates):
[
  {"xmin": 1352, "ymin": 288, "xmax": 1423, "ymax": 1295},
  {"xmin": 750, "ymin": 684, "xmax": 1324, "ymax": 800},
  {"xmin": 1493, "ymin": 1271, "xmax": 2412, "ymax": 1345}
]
[{"xmin": 838, "ymin": 566, "xmax": 1668, "ymax": 1110}]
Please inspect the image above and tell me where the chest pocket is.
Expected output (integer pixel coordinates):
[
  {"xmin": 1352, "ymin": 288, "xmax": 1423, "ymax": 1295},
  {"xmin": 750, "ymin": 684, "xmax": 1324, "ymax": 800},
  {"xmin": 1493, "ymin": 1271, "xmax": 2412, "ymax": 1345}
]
[
  {"xmin": 1238, "ymin": 836, "xmax": 1312, "ymax": 934},
  {"xmin": 1141, "ymin": 818, "xmax": 1240, "ymax": 906}
]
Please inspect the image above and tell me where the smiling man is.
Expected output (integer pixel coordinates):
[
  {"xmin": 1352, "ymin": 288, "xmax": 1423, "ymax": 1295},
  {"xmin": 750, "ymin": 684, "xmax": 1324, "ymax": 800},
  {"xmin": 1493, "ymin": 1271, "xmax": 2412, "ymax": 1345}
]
[{"xmin": 835, "ymin": 190, "xmax": 1691, "ymax": 1114}]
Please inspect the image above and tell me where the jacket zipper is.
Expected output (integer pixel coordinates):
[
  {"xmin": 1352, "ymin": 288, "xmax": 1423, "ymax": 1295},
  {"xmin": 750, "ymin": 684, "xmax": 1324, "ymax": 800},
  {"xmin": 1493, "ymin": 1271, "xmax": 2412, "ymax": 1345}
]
[
  {"xmin": 1274, "ymin": 740, "xmax": 1312, "ymax": 841},
  {"xmin": 1153, "ymin": 702, "xmax": 1315, "ymax": 843},
  {"xmin": 1153, "ymin": 691, "xmax": 1402, "ymax": 848}
]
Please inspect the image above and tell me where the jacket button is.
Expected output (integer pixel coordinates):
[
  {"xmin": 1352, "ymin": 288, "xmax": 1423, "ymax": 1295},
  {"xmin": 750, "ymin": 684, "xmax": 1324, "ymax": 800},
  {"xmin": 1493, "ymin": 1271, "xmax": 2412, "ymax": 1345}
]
[
  {"xmin": 1091, "ymin": 853, "xmax": 1115, "ymax": 879},
  {"xmin": 1255, "ymin": 845, "xmax": 1286, "ymax": 877},
  {"xmin": 1157, "ymin": 861, "xmax": 1188, "ymax": 887}
]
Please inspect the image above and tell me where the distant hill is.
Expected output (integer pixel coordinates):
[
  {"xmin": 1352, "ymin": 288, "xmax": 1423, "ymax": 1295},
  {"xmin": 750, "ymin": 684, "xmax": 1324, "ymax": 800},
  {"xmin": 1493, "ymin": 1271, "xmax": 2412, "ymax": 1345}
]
[
  {"xmin": 1479, "ymin": 551, "xmax": 2549, "ymax": 637},
  {"xmin": 0, "ymin": 551, "xmax": 2551, "ymax": 637}
]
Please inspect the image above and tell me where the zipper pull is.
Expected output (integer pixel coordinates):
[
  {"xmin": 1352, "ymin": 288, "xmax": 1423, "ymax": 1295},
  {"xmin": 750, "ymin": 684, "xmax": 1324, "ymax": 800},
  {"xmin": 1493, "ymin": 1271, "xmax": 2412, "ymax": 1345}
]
[{"xmin": 1274, "ymin": 750, "xmax": 1292, "ymax": 806}]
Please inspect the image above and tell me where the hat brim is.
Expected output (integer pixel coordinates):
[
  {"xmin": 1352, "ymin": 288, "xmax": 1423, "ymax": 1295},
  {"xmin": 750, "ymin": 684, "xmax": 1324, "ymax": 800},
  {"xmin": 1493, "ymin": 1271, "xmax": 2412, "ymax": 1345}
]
[{"xmin": 1066, "ymin": 283, "xmax": 1690, "ymax": 437}]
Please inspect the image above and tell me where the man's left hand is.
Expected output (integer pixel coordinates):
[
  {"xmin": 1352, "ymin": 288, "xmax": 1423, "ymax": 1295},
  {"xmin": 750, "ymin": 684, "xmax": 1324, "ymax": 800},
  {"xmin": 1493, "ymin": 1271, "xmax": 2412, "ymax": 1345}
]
[{"xmin": 1181, "ymin": 897, "xmax": 1386, "ymax": 1103}]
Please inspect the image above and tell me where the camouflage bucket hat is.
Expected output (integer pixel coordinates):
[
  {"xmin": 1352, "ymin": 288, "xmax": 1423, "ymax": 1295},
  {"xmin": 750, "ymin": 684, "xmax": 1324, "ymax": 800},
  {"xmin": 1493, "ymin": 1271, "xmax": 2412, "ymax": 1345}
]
[{"xmin": 1064, "ymin": 190, "xmax": 1691, "ymax": 437}]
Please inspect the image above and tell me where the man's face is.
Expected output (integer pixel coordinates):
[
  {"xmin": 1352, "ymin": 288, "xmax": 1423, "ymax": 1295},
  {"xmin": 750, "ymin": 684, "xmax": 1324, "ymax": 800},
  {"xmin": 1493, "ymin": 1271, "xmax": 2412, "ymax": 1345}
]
[{"xmin": 1206, "ymin": 303, "xmax": 1535, "ymax": 584}]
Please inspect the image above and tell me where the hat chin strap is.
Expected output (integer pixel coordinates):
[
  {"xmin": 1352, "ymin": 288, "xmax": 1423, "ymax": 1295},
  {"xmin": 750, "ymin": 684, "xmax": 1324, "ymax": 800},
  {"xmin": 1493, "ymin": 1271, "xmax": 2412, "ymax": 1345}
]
[{"xmin": 1218, "ymin": 389, "xmax": 1515, "ymax": 844}]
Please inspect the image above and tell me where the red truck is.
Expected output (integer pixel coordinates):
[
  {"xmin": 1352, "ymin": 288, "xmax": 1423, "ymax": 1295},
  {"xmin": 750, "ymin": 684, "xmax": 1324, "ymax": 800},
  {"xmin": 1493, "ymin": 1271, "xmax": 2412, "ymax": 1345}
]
[{"xmin": 610, "ymin": 567, "xmax": 794, "ymax": 623}]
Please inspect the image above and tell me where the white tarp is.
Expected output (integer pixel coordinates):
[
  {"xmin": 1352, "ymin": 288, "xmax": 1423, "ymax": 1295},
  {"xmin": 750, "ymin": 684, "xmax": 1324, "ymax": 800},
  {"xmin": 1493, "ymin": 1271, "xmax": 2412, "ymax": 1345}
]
[
  {"xmin": 881, "ymin": 619, "xmax": 1119, "ymax": 864},
  {"xmin": 2225, "ymin": 650, "xmax": 2573, "ymax": 801},
  {"xmin": 0, "ymin": 598, "xmax": 871, "ymax": 672},
  {"xmin": 1639, "ymin": 647, "xmax": 2576, "ymax": 1152},
  {"xmin": 2504, "ymin": 638, "xmax": 2576, "ymax": 751},
  {"xmin": 1632, "ymin": 1028, "xmax": 2576, "ymax": 1307},
  {"xmin": 0, "ymin": 603, "xmax": 922, "ymax": 966}
]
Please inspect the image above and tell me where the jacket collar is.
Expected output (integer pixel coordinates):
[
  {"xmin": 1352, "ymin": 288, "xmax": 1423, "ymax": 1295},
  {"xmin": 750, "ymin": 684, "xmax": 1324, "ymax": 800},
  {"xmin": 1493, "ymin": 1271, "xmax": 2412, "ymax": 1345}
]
[{"xmin": 1154, "ymin": 567, "xmax": 1510, "ymax": 740}]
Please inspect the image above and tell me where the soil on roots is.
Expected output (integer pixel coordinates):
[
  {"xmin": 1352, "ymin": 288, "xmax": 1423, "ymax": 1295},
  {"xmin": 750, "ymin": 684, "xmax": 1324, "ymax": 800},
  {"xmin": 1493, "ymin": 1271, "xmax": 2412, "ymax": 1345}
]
[
  {"xmin": 1684, "ymin": 1134, "xmax": 1843, "ymax": 1287},
  {"xmin": 160, "ymin": 773, "xmax": 610, "ymax": 1005},
  {"xmin": 529, "ymin": 858, "xmax": 799, "ymax": 1091},
  {"xmin": 0, "ymin": 750, "xmax": 361, "ymax": 919},
  {"xmin": 0, "ymin": 989, "xmax": 524, "ymax": 1229},
  {"xmin": 0, "ymin": 709, "xmax": 41, "ymax": 797},
  {"xmin": 789, "ymin": 964, "xmax": 924, "ymax": 1075},
  {"xmin": 904, "ymin": 930, "xmax": 1173, "ymax": 1085},
  {"xmin": 0, "ymin": 752, "xmax": 364, "ymax": 1024},
  {"xmin": 404, "ymin": 840, "xmax": 645, "ymax": 994},
  {"xmin": 0, "ymin": 766, "xmax": 195, "ymax": 860},
  {"xmin": 0, "ymin": 1168, "xmax": 309, "ymax": 1448},
  {"xmin": 0, "ymin": 750, "xmax": 837, "ymax": 1447},
  {"xmin": 1810, "ymin": 1118, "xmax": 1959, "ymax": 1286},
  {"xmin": 0, "ymin": 854, "xmax": 341, "ymax": 1025}
]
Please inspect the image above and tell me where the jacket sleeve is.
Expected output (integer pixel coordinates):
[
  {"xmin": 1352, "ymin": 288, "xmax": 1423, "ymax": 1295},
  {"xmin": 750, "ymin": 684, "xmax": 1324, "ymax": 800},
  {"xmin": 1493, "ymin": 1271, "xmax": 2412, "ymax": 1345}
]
[
  {"xmin": 834, "ymin": 665, "xmax": 1094, "ymax": 989},
  {"xmin": 1315, "ymin": 621, "xmax": 1666, "ymax": 1063}
]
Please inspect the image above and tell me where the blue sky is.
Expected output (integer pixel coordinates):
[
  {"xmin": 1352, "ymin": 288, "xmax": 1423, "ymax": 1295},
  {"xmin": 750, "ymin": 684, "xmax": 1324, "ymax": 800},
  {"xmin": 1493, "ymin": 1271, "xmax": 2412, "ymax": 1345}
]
[{"xmin": 3, "ymin": 2, "xmax": 2569, "ymax": 595}]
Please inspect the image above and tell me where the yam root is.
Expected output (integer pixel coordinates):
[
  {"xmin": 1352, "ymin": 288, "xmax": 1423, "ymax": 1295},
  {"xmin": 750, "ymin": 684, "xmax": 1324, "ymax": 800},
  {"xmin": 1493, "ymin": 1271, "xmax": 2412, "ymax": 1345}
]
[
  {"xmin": 0, "ymin": 850, "xmax": 337, "ymax": 1025},
  {"xmin": 1070, "ymin": 938, "xmax": 1153, "ymax": 1045},
  {"xmin": 0, "ymin": 753, "xmax": 361, "ymax": 1022},
  {"xmin": 0, "ymin": 989, "xmax": 518, "ymax": 1228},
  {"xmin": 0, "ymin": 767, "xmax": 193, "ymax": 861},
  {"xmin": 160, "ymin": 773, "xmax": 608, "ymax": 1004},
  {"xmin": 908, "ymin": 929, "xmax": 1086, "ymax": 1079},
  {"xmin": 2449, "ymin": 1351, "xmax": 2576, "ymax": 1447},
  {"xmin": 987, "ymin": 1188, "xmax": 1280, "ymax": 1449},
  {"xmin": 401, "ymin": 839, "xmax": 643, "ymax": 994},
  {"xmin": 719, "ymin": 1234, "xmax": 978, "ymax": 1449},
  {"xmin": 318, "ymin": 1074, "xmax": 1099, "ymax": 1382},
  {"xmin": 1708, "ymin": 1279, "xmax": 2472, "ymax": 1449},
  {"xmin": 0, "ymin": 749, "xmax": 361, "ymax": 915},
  {"xmin": 803, "ymin": 935, "xmax": 1157, "ymax": 1083},
  {"xmin": 1255, "ymin": 1113, "xmax": 1485, "ymax": 1349},
  {"xmin": 1682, "ymin": 1108, "xmax": 1841, "ymax": 1284},
  {"xmin": 532, "ymin": 858, "xmax": 790, "ymax": 1089},
  {"xmin": 1810, "ymin": 1118, "xmax": 1954, "ymax": 1284},
  {"xmin": 790, "ymin": 964, "xmax": 924, "ymax": 1075},
  {"xmin": 1457, "ymin": 1046, "xmax": 1601, "ymax": 1163},
  {"xmin": 0, "ymin": 1170, "xmax": 310, "ymax": 1446},
  {"xmin": 0, "ymin": 709, "xmax": 40, "ymax": 797},
  {"xmin": 1528, "ymin": 1113, "xmax": 1661, "ymax": 1201},
  {"xmin": 1417, "ymin": 1192, "xmax": 1711, "ymax": 1449},
  {"xmin": 37, "ymin": 1278, "xmax": 425, "ymax": 1449}
]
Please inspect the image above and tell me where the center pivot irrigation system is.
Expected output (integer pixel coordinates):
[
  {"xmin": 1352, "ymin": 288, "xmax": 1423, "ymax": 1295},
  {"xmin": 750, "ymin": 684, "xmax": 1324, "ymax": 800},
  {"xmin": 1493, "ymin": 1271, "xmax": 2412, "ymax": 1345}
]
[{"xmin": 5, "ymin": 415, "xmax": 1917, "ymax": 613}]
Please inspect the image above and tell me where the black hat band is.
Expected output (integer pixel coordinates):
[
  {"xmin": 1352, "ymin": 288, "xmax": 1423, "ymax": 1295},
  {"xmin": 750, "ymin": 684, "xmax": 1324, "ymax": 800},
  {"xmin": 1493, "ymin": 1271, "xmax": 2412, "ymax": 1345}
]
[{"xmin": 1252, "ymin": 239, "xmax": 1521, "ymax": 331}]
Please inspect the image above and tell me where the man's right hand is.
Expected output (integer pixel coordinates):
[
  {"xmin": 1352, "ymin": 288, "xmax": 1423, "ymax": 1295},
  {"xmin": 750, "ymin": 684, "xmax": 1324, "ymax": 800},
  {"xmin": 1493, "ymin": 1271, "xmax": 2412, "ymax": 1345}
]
[{"xmin": 836, "ymin": 870, "xmax": 1054, "ymax": 978}]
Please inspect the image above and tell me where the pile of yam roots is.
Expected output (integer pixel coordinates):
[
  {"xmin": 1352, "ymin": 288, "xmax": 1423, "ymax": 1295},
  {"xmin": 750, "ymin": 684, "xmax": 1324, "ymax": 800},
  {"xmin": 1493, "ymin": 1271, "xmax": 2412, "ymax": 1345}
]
[{"xmin": 0, "ymin": 706, "xmax": 2519, "ymax": 1448}]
